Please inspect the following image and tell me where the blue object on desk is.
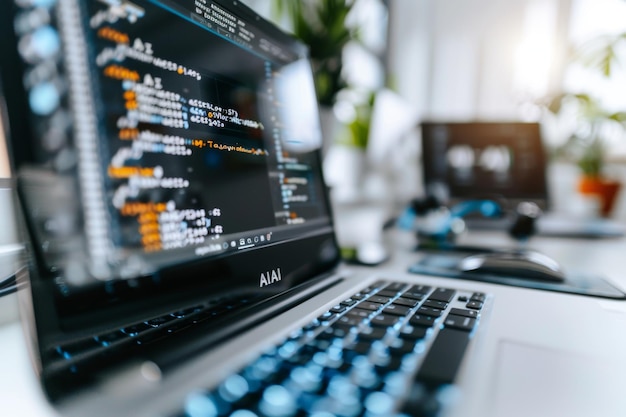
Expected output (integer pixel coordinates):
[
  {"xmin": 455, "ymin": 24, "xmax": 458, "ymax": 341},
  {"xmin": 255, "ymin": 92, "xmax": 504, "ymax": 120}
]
[{"xmin": 398, "ymin": 199, "xmax": 503, "ymax": 245}]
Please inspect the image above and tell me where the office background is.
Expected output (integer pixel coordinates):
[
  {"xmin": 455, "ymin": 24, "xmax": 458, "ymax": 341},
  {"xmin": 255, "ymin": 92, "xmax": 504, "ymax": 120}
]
[
  {"xmin": 2, "ymin": 0, "xmax": 626, "ymax": 214},
  {"xmin": 238, "ymin": 0, "xmax": 626, "ymax": 221},
  {"xmin": 0, "ymin": 2, "xmax": 625, "ymax": 415}
]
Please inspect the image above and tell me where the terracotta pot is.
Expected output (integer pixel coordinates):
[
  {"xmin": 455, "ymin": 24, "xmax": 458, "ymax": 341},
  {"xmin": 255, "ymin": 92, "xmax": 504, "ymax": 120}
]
[{"xmin": 577, "ymin": 176, "xmax": 622, "ymax": 217}]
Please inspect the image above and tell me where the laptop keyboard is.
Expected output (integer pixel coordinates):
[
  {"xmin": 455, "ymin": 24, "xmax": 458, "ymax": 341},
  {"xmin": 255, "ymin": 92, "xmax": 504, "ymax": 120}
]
[
  {"xmin": 179, "ymin": 280, "xmax": 487, "ymax": 417},
  {"xmin": 51, "ymin": 294, "xmax": 265, "ymax": 371}
]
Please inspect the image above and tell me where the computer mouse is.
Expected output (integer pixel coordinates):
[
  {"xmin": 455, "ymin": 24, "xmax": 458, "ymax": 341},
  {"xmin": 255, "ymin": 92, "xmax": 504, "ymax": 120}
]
[{"xmin": 458, "ymin": 250, "xmax": 566, "ymax": 283}]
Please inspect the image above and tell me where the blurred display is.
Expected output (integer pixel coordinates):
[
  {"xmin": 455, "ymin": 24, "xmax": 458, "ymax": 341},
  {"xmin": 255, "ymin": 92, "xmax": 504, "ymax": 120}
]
[{"xmin": 421, "ymin": 122, "xmax": 549, "ymax": 210}]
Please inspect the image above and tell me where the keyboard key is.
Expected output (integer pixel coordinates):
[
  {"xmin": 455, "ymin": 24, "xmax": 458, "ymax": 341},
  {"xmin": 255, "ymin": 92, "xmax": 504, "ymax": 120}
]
[
  {"xmin": 409, "ymin": 314, "xmax": 437, "ymax": 328},
  {"xmin": 375, "ymin": 356, "xmax": 403, "ymax": 373},
  {"xmin": 428, "ymin": 288, "xmax": 456, "ymax": 303},
  {"xmin": 258, "ymin": 385, "xmax": 297, "ymax": 417},
  {"xmin": 340, "ymin": 298, "xmax": 359, "ymax": 307},
  {"xmin": 353, "ymin": 366, "xmax": 382, "ymax": 390},
  {"xmin": 184, "ymin": 391, "xmax": 219, "ymax": 417},
  {"xmin": 401, "ymin": 290, "xmax": 426, "ymax": 301},
  {"xmin": 422, "ymin": 299, "xmax": 448, "ymax": 309},
  {"xmin": 277, "ymin": 341, "xmax": 300, "ymax": 360},
  {"xmin": 466, "ymin": 300, "xmax": 483, "ymax": 310},
  {"xmin": 417, "ymin": 306, "xmax": 443, "ymax": 317},
  {"xmin": 166, "ymin": 322, "xmax": 193, "ymax": 334},
  {"xmin": 121, "ymin": 322, "xmax": 151, "ymax": 337},
  {"xmin": 342, "ymin": 349, "xmax": 366, "ymax": 366},
  {"xmin": 357, "ymin": 326, "xmax": 388, "ymax": 341},
  {"xmin": 325, "ymin": 375, "xmax": 363, "ymax": 412},
  {"xmin": 317, "ymin": 311, "xmax": 335, "ymax": 322},
  {"xmin": 346, "ymin": 308, "xmax": 373, "ymax": 321},
  {"xmin": 444, "ymin": 315, "xmax": 477, "ymax": 332},
  {"xmin": 370, "ymin": 314, "xmax": 400, "ymax": 328},
  {"xmin": 449, "ymin": 308, "xmax": 478, "ymax": 318},
  {"xmin": 94, "ymin": 330, "xmax": 127, "ymax": 346},
  {"xmin": 399, "ymin": 325, "xmax": 428, "ymax": 341},
  {"xmin": 145, "ymin": 315, "xmax": 176, "ymax": 328},
  {"xmin": 387, "ymin": 338, "xmax": 417, "ymax": 356},
  {"xmin": 383, "ymin": 304, "xmax": 411, "ymax": 316},
  {"xmin": 321, "ymin": 327, "xmax": 348, "ymax": 339},
  {"xmin": 135, "ymin": 329, "xmax": 169, "ymax": 346},
  {"xmin": 470, "ymin": 292, "xmax": 486, "ymax": 303},
  {"xmin": 217, "ymin": 374, "xmax": 250, "ymax": 403},
  {"xmin": 408, "ymin": 284, "xmax": 432, "ymax": 295},
  {"xmin": 364, "ymin": 391, "xmax": 395, "ymax": 416},
  {"xmin": 400, "ymin": 386, "xmax": 443, "ymax": 416},
  {"xmin": 171, "ymin": 305, "xmax": 203, "ymax": 318},
  {"xmin": 335, "ymin": 315, "xmax": 361, "ymax": 328},
  {"xmin": 415, "ymin": 328, "xmax": 471, "ymax": 387},
  {"xmin": 359, "ymin": 302, "xmax": 385, "ymax": 311},
  {"xmin": 345, "ymin": 341, "xmax": 372, "ymax": 356},
  {"xmin": 383, "ymin": 282, "xmax": 407, "ymax": 292},
  {"xmin": 376, "ymin": 289, "xmax": 400, "ymax": 298},
  {"xmin": 330, "ymin": 304, "xmax": 347, "ymax": 314},
  {"xmin": 307, "ymin": 338, "xmax": 331, "ymax": 351},
  {"xmin": 331, "ymin": 316, "xmax": 361, "ymax": 337},
  {"xmin": 288, "ymin": 366, "xmax": 323, "ymax": 394},
  {"xmin": 368, "ymin": 295, "xmax": 391, "ymax": 304},
  {"xmin": 392, "ymin": 297, "xmax": 419, "ymax": 308},
  {"xmin": 361, "ymin": 281, "xmax": 386, "ymax": 294}
]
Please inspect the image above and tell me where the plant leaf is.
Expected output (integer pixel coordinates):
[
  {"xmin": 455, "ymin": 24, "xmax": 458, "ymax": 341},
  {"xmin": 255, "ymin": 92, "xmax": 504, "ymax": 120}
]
[{"xmin": 609, "ymin": 112, "xmax": 626, "ymax": 123}]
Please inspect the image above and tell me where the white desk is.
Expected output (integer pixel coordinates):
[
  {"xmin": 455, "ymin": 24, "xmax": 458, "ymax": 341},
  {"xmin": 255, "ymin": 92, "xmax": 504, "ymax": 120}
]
[
  {"xmin": 1, "ymin": 227, "xmax": 626, "ymax": 416},
  {"xmin": 0, "ymin": 283, "xmax": 58, "ymax": 415}
]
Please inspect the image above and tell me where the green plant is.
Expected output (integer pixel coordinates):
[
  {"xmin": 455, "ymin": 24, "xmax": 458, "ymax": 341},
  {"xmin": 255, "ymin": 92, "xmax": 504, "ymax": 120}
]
[
  {"xmin": 344, "ymin": 91, "xmax": 375, "ymax": 148},
  {"xmin": 271, "ymin": 0, "xmax": 356, "ymax": 106},
  {"xmin": 575, "ymin": 32, "xmax": 626, "ymax": 77},
  {"xmin": 546, "ymin": 93, "xmax": 626, "ymax": 177},
  {"xmin": 544, "ymin": 31, "xmax": 626, "ymax": 177}
]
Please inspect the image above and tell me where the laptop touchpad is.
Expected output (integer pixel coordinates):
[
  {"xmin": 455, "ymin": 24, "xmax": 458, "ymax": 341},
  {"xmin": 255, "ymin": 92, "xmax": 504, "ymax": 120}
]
[{"xmin": 491, "ymin": 341, "xmax": 626, "ymax": 417}]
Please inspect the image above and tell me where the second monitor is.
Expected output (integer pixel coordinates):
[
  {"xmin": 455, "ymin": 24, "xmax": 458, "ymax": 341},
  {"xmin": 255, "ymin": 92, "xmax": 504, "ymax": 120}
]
[{"xmin": 421, "ymin": 122, "xmax": 549, "ymax": 212}]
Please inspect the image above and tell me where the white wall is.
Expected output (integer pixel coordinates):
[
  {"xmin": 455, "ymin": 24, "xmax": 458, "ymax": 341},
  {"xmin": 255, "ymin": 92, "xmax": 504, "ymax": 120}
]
[{"xmin": 387, "ymin": 0, "xmax": 572, "ymax": 121}]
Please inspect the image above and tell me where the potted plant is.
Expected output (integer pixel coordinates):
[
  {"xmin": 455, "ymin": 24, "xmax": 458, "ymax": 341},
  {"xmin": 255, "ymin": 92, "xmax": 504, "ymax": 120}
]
[
  {"xmin": 543, "ymin": 30, "xmax": 626, "ymax": 217},
  {"xmin": 271, "ymin": 0, "xmax": 356, "ymax": 107},
  {"xmin": 545, "ymin": 92, "xmax": 625, "ymax": 216},
  {"xmin": 270, "ymin": 0, "xmax": 374, "ymax": 198}
]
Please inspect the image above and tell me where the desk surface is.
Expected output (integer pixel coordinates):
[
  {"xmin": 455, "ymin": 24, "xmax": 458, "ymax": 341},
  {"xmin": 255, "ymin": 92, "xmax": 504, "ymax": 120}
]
[{"xmin": 1, "ymin": 227, "xmax": 626, "ymax": 416}]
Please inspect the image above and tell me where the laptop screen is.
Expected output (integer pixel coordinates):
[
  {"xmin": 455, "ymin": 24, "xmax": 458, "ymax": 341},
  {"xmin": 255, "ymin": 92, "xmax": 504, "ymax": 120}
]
[
  {"xmin": 2, "ymin": 1, "xmax": 339, "ymax": 329},
  {"xmin": 421, "ymin": 122, "xmax": 549, "ymax": 211}
]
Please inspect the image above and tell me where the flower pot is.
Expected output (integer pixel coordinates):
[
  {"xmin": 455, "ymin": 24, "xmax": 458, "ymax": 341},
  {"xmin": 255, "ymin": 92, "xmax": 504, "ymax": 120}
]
[{"xmin": 577, "ymin": 176, "xmax": 622, "ymax": 217}]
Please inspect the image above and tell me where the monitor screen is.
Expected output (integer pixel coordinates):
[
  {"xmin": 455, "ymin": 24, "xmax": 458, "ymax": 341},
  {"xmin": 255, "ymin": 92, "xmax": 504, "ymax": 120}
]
[{"xmin": 421, "ymin": 122, "xmax": 549, "ymax": 210}]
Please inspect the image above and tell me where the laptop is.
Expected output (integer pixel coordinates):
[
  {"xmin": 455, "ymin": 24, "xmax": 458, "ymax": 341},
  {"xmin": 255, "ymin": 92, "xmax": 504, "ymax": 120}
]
[
  {"xmin": 1, "ymin": 1, "xmax": 626, "ymax": 417},
  {"xmin": 420, "ymin": 121, "xmax": 625, "ymax": 238}
]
